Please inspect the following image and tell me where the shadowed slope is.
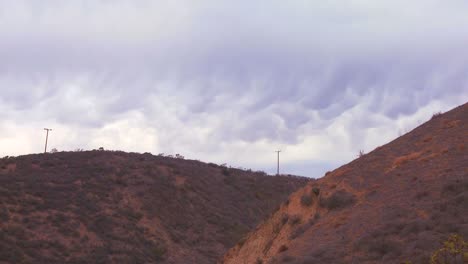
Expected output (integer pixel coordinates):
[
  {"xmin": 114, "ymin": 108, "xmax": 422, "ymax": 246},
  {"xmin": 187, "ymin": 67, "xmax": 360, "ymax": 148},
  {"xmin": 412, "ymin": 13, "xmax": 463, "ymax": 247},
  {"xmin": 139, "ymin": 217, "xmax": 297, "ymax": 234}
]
[
  {"xmin": 223, "ymin": 103, "xmax": 468, "ymax": 264},
  {"xmin": 0, "ymin": 151, "xmax": 309, "ymax": 263}
]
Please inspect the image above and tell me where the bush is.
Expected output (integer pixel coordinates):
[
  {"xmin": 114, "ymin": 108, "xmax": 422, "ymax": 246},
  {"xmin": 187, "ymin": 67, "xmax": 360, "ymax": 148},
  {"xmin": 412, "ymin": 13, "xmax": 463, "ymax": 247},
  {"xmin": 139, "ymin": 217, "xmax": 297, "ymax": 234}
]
[
  {"xmin": 0, "ymin": 207, "xmax": 10, "ymax": 221},
  {"xmin": 289, "ymin": 220, "xmax": 314, "ymax": 240},
  {"xmin": 312, "ymin": 187, "xmax": 320, "ymax": 196},
  {"xmin": 431, "ymin": 111, "xmax": 443, "ymax": 119},
  {"xmin": 222, "ymin": 167, "xmax": 230, "ymax": 176},
  {"xmin": 151, "ymin": 244, "xmax": 167, "ymax": 261},
  {"xmin": 300, "ymin": 193, "xmax": 313, "ymax": 206},
  {"xmin": 442, "ymin": 180, "xmax": 468, "ymax": 196},
  {"xmin": 289, "ymin": 215, "xmax": 301, "ymax": 226},
  {"xmin": 278, "ymin": 245, "xmax": 288, "ymax": 253},
  {"xmin": 321, "ymin": 190, "xmax": 356, "ymax": 210},
  {"xmin": 281, "ymin": 214, "xmax": 289, "ymax": 225},
  {"xmin": 430, "ymin": 234, "xmax": 467, "ymax": 264},
  {"xmin": 314, "ymin": 212, "xmax": 320, "ymax": 220},
  {"xmin": 355, "ymin": 236, "xmax": 403, "ymax": 260},
  {"xmin": 119, "ymin": 208, "xmax": 143, "ymax": 222}
]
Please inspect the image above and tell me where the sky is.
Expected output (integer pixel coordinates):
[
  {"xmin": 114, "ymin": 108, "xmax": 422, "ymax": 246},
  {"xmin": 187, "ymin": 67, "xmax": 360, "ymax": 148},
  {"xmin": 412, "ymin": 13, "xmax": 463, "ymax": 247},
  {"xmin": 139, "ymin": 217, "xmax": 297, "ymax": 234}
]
[{"xmin": 1, "ymin": 0, "xmax": 467, "ymax": 177}]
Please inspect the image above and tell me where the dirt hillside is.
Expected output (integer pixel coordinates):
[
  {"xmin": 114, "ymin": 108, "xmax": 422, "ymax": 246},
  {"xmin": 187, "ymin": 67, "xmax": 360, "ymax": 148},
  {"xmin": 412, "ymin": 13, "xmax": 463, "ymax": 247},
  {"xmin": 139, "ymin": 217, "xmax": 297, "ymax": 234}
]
[
  {"xmin": 0, "ymin": 151, "xmax": 309, "ymax": 263},
  {"xmin": 223, "ymin": 103, "xmax": 468, "ymax": 264}
]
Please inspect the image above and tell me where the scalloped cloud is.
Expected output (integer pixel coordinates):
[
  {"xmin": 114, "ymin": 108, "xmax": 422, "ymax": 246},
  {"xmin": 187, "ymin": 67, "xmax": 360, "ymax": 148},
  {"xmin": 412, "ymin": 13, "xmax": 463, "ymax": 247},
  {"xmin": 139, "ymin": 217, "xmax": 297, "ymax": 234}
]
[{"xmin": 1, "ymin": 0, "xmax": 467, "ymax": 177}]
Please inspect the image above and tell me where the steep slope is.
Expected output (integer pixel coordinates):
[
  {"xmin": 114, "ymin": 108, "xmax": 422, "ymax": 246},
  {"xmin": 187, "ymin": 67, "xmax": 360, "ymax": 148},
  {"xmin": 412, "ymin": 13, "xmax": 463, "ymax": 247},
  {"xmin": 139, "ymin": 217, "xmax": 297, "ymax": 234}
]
[
  {"xmin": 0, "ymin": 151, "xmax": 309, "ymax": 263},
  {"xmin": 223, "ymin": 103, "xmax": 468, "ymax": 264}
]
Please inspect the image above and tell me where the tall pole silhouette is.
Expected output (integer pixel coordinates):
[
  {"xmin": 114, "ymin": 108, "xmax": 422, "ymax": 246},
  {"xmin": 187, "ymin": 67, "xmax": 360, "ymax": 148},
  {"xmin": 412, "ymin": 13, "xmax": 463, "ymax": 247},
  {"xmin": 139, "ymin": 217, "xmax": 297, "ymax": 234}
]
[
  {"xmin": 275, "ymin": 150, "xmax": 281, "ymax": 175},
  {"xmin": 44, "ymin": 128, "xmax": 52, "ymax": 153}
]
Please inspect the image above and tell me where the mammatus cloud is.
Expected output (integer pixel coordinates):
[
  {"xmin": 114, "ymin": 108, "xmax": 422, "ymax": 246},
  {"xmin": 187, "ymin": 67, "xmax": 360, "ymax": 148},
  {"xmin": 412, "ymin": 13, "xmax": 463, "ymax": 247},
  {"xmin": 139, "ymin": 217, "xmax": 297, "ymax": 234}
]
[{"xmin": 1, "ymin": 0, "xmax": 467, "ymax": 176}]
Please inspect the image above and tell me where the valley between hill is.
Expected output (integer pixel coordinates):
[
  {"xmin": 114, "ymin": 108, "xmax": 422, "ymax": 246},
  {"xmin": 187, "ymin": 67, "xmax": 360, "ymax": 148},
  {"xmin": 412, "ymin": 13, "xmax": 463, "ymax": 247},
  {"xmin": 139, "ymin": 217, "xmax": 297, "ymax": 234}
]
[{"xmin": 223, "ymin": 103, "xmax": 468, "ymax": 264}]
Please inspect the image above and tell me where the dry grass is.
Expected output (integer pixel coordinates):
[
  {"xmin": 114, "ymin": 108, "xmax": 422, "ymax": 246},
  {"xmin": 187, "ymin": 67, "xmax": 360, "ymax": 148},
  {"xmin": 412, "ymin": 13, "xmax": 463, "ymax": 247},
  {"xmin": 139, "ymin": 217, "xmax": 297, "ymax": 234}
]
[
  {"xmin": 393, "ymin": 152, "xmax": 422, "ymax": 167},
  {"xmin": 387, "ymin": 151, "xmax": 422, "ymax": 172},
  {"xmin": 0, "ymin": 151, "xmax": 309, "ymax": 264},
  {"xmin": 223, "ymin": 103, "xmax": 468, "ymax": 264}
]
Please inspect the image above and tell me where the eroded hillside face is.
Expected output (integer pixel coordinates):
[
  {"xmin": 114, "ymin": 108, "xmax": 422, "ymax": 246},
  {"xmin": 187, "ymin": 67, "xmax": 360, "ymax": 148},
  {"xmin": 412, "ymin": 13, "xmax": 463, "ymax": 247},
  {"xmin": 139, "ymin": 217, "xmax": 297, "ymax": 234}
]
[
  {"xmin": 223, "ymin": 103, "xmax": 468, "ymax": 264},
  {"xmin": 0, "ymin": 151, "xmax": 310, "ymax": 263}
]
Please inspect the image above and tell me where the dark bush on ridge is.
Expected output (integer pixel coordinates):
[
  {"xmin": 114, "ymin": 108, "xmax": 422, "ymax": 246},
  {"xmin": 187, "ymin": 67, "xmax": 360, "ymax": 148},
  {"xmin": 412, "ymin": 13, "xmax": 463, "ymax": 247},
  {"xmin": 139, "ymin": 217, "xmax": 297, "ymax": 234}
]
[{"xmin": 320, "ymin": 190, "xmax": 356, "ymax": 210}]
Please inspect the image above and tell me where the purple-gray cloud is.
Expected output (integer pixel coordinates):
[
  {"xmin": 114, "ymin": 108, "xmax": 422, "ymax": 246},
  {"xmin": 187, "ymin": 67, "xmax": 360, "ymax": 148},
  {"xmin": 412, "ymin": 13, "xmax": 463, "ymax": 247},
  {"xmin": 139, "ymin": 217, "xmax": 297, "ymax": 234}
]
[{"xmin": 1, "ymin": 0, "xmax": 467, "ymax": 176}]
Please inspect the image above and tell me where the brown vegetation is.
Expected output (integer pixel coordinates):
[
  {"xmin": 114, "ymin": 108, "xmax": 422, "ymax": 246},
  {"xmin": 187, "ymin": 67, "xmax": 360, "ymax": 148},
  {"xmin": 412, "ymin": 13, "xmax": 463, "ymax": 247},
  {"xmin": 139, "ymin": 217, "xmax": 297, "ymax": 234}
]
[
  {"xmin": 0, "ymin": 151, "xmax": 309, "ymax": 263},
  {"xmin": 223, "ymin": 102, "xmax": 468, "ymax": 264}
]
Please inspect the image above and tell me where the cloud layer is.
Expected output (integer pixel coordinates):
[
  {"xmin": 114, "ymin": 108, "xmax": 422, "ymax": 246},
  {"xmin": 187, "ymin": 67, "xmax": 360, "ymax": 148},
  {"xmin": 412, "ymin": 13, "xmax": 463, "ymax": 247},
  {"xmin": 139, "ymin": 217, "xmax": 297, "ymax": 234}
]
[{"xmin": 1, "ymin": 0, "xmax": 467, "ymax": 176}]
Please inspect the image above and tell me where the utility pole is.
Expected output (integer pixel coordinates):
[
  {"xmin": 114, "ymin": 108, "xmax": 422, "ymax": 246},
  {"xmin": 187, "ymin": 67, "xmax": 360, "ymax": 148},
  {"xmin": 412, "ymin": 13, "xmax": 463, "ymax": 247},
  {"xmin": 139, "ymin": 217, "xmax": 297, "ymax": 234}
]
[
  {"xmin": 275, "ymin": 150, "xmax": 281, "ymax": 175},
  {"xmin": 44, "ymin": 128, "xmax": 52, "ymax": 153}
]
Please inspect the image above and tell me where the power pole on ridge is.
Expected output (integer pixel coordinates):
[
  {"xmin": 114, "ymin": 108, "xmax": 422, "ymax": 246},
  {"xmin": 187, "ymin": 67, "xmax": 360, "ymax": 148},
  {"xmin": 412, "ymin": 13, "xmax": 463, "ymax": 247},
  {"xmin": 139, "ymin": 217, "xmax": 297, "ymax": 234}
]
[
  {"xmin": 275, "ymin": 150, "xmax": 281, "ymax": 176},
  {"xmin": 44, "ymin": 128, "xmax": 52, "ymax": 153}
]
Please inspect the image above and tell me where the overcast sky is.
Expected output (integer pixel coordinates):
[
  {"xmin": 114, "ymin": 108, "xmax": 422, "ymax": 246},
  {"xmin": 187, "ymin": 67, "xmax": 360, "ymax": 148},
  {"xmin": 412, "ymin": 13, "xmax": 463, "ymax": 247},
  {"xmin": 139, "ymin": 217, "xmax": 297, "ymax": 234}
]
[{"xmin": 1, "ymin": 0, "xmax": 467, "ymax": 177}]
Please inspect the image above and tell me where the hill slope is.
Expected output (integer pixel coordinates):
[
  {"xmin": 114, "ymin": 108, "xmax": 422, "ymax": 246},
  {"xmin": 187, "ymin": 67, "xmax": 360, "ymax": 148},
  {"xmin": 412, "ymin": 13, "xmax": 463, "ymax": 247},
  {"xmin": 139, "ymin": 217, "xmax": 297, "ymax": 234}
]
[
  {"xmin": 223, "ymin": 103, "xmax": 468, "ymax": 264},
  {"xmin": 0, "ymin": 151, "xmax": 309, "ymax": 263}
]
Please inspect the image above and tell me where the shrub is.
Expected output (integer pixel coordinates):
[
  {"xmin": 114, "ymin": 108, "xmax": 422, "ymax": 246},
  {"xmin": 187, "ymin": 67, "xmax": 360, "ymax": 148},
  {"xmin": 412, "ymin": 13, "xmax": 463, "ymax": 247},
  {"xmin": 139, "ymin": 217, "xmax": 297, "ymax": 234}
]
[
  {"xmin": 273, "ymin": 222, "xmax": 283, "ymax": 234},
  {"xmin": 289, "ymin": 220, "xmax": 314, "ymax": 240},
  {"xmin": 314, "ymin": 212, "xmax": 320, "ymax": 220},
  {"xmin": 430, "ymin": 234, "xmax": 467, "ymax": 264},
  {"xmin": 442, "ymin": 180, "xmax": 468, "ymax": 196},
  {"xmin": 289, "ymin": 215, "xmax": 301, "ymax": 226},
  {"xmin": 237, "ymin": 236, "xmax": 247, "ymax": 247},
  {"xmin": 278, "ymin": 245, "xmax": 289, "ymax": 253},
  {"xmin": 358, "ymin": 150, "xmax": 365, "ymax": 157},
  {"xmin": 321, "ymin": 190, "xmax": 356, "ymax": 210},
  {"xmin": 312, "ymin": 187, "xmax": 320, "ymax": 196},
  {"xmin": 356, "ymin": 236, "xmax": 403, "ymax": 260},
  {"xmin": 151, "ymin": 244, "xmax": 167, "ymax": 261},
  {"xmin": 264, "ymin": 240, "xmax": 274, "ymax": 254},
  {"xmin": 415, "ymin": 191, "xmax": 429, "ymax": 200},
  {"xmin": 300, "ymin": 193, "xmax": 313, "ymax": 206},
  {"xmin": 119, "ymin": 208, "xmax": 143, "ymax": 222},
  {"xmin": 281, "ymin": 214, "xmax": 289, "ymax": 225},
  {"xmin": 222, "ymin": 167, "xmax": 230, "ymax": 176},
  {"xmin": 0, "ymin": 207, "xmax": 10, "ymax": 221},
  {"xmin": 431, "ymin": 111, "xmax": 443, "ymax": 119}
]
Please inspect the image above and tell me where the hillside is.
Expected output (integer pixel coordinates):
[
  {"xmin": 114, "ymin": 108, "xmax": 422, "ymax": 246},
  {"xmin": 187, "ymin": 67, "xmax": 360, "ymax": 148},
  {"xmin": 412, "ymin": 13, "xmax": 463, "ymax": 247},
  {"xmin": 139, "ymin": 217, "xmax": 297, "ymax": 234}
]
[
  {"xmin": 223, "ymin": 103, "xmax": 468, "ymax": 264},
  {"xmin": 0, "ymin": 151, "xmax": 309, "ymax": 263}
]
